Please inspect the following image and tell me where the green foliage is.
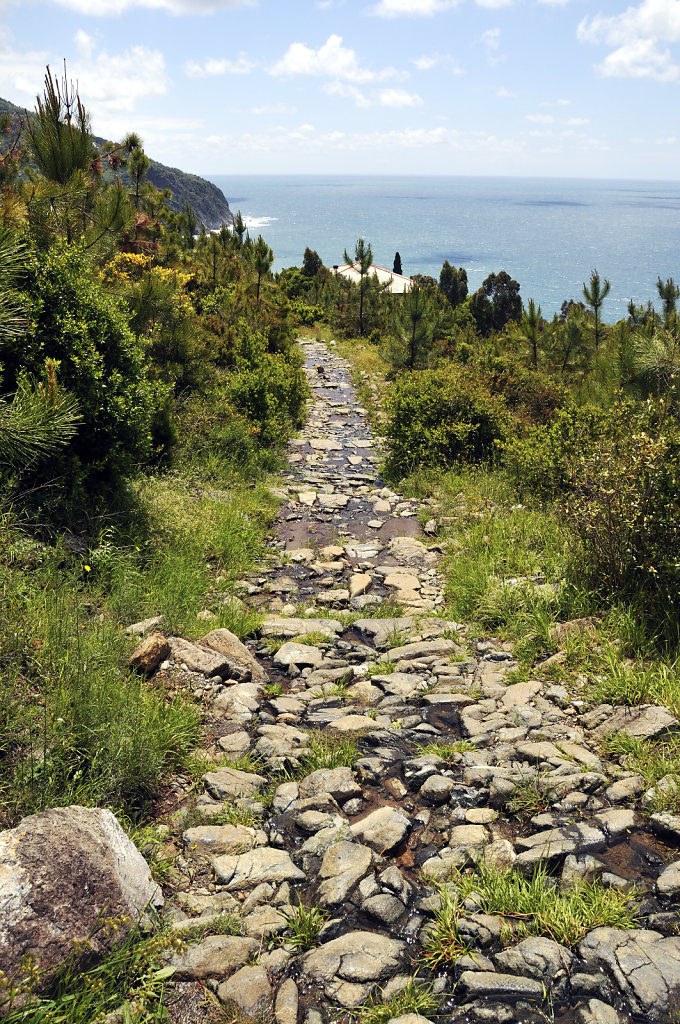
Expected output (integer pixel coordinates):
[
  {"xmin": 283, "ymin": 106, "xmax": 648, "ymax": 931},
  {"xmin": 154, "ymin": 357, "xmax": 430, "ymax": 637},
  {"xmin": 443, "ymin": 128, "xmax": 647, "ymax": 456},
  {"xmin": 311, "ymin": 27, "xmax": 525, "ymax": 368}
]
[
  {"xmin": 280, "ymin": 903, "xmax": 329, "ymax": 950},
  {"xmin": 423, "ymin": 865, "xmax": 638, "ymax": 965},
  {"xmin": 469, "ymin": 270, "xmax": 522, "ymax": 336},
  {"xmin": 353, "ymin": 978, "xmax": 440, "ymax": 1024},
  {"xmin": 293, "ymin": 731, "xmax": 359, "ymax": 776},
  {"xmin": 0, "ymin": 228, "xmax": 28, "ymax": 342},
  {"xmin": 6, "ymin": 244, "xmax": 167, "ymax": 491},
  {"xmin": 564, "ymin": 404, "xmax": 680, "ymax": 638},
  {"xmin": 439, "ymin": 260, "xmax": 467, "ymax": 308},
  {"xmin": 0, "ymin": 364, "xmax": 80, "ymax": 472},
  {"xmin": 382, "ymin": 364, "xmax": 513, "ymax": 478},
  {"xmin": 383, "ymin": 283, "xmax": 438, "ymax": 371},
  {"xmin": 2, "ymin": 922, "xmax": 184, "ymax": 1024},
  {"xmin": 502, "ymin": 401, "xmax": 617, "ymax": 501}
]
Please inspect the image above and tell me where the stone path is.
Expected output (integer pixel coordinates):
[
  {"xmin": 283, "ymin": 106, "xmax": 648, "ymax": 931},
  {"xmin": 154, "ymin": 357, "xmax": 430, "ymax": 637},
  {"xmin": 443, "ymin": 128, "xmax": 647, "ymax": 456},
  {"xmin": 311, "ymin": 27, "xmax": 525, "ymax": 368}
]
[{"xmin": 130, "ymin": 339, "xmax": 680, "ymax": 1024}]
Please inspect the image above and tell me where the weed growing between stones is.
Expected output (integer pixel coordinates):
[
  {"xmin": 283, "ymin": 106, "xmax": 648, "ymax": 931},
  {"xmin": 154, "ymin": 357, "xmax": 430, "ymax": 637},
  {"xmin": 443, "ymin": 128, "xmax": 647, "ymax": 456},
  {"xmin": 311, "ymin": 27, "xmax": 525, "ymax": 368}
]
[
  {"xmin": 1, "ymin": 923, "xmax": 184, "ymax": 1024},
  {"xmin": 278, "ymin": 903, "xmax": 329, "ymax": 951},
  {"xmin": 176, "ymin": 915, "xmax": 244, "ymax": 944},
  {"xmin": 293, "ymin": 732, "xmax": 359, "ymax": 777},
  {"xmin": 416, "ymin": 739, "xmax": 475, "ymax": 762},
  {"xmin": 601, "ymin": 732, "xmax": 680, "ymax": 813},
  {"xmin": 434, "ymin": 864, "xmax": 640, "ymax": 949},
  {"xmin": 351, "ymin": 977, "xmax": 440, "ymax": 1024}
]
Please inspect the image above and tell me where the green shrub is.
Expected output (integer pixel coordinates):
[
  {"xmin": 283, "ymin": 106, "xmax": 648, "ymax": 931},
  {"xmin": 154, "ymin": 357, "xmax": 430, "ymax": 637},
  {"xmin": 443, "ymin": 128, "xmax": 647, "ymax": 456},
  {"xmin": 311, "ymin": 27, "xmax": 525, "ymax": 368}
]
[
  {"xmin": 502, "ymin": 401, "xmax": 624, "ymax": 501},
  {"xmin": 6, "ymin": 244, "xmax": 168, "ymax": 489},
  {"xmin": 382, "ymin": 364, "xmax": 513, "ymax": 479},
  {"xmin": 564, "ymin": 406, "xmax": 680, "ymax": 637},
  {"xmin": 290, "ymin": 299, "xmax": 326, "ymax": 326}
]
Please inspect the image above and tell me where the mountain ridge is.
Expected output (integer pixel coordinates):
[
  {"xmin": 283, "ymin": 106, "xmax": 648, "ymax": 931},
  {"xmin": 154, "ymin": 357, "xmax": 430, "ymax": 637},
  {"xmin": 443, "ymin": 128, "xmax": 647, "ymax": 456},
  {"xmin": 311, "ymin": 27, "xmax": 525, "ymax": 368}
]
[{"xmin": 0, "ymin": 95, "xmax": 233, "ymax": 230}]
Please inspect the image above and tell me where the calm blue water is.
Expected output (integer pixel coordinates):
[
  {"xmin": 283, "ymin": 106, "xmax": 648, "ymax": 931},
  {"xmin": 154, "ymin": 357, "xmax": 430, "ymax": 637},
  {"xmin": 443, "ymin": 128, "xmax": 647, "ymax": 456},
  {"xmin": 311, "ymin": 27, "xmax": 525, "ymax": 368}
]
[{"xmin": 207, "ymin": 175, "xmax": 680, "ymax": 320}]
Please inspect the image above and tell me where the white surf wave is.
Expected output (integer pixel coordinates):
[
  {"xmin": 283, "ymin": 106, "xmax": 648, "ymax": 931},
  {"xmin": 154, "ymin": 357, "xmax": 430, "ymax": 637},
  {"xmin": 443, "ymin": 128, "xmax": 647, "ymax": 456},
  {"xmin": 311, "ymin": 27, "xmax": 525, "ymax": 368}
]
[{"xmin": 243, "ymin": 215, "xmax": 279, "ymax": 229}]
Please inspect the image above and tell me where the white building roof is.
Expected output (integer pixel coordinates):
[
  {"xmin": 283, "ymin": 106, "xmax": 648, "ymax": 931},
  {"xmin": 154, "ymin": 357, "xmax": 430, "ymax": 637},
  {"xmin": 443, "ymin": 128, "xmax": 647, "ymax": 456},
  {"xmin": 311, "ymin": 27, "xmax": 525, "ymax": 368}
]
[{"xmin": 331, "ymin": 262, "xmax": 412, "ymax": 294}]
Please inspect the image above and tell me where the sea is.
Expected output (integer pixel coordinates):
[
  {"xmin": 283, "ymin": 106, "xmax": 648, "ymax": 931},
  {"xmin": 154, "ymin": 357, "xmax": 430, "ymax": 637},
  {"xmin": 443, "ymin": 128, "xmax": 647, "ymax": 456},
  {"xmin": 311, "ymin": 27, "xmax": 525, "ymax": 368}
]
[{"xmin": 207, "ymin": 174, "xmax": 680, "ymax": 321}]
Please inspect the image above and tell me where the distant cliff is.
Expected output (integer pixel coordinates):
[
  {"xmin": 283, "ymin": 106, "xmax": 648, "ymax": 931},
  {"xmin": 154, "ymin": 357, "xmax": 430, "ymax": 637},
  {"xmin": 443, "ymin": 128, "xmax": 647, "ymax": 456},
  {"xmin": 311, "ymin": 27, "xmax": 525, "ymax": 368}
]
[{"xmin": 0, "ymin": 95, "xmax": 232, "ymax": 230}]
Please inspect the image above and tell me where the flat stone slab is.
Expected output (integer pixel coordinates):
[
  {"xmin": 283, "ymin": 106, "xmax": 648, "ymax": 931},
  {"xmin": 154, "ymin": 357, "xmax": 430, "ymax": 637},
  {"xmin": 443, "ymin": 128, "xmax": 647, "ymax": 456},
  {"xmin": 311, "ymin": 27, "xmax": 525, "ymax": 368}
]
[
  {"xmin": 593, "ymin": 704, "xmax": 677, "ymax": 741},
  {"xmin": 516, "ymin": 824, "xmax": 605, "ymax": 870},
  {"xmin": 580, "ymin": 927, "xmax": 680, "ymax": 1017},
  {"xmin": 301, "ymin": 930, "xmax": 406, "ymax": 1006},
  {"xmin": 168, "ymin": 935, "xmax": 258, "ymax": 980},
  {"xmin": 212, "ymin": 847, "xmax": 306, "ymax": 889},
  {"xmin": 387, "ymin": 638, "xmax": 457, "ymax": 662},
  {"xmin": 203, "ymin": 767, "xmax": 267, "ymax": 800},
  {"xmin": 350, "ymin": 806, "xmax": 411, "ymax": 853},
  {"xmin": 260, "ymin": 616, "xmax": 343, "ymax": 638},
  {"xmin": 273, "ymin": 642, "xmax": 324, "ymax": 669},
  {"xmin": 458, "ymin": 971, "xmax": 545, "ymax": 1000}
]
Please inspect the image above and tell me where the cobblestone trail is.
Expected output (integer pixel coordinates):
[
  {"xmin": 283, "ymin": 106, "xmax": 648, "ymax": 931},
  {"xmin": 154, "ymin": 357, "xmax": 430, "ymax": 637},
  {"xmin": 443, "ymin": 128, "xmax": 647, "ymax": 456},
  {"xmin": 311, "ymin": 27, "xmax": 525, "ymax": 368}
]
[{"xmin": 131, "ymin": 339, "xmax": 680, "ymax": 1024}]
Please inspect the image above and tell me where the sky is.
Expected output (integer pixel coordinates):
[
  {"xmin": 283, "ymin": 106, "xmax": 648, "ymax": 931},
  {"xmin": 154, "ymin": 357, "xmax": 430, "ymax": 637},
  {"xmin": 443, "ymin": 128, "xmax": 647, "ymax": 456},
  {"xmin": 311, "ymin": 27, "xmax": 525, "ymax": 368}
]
[{"xmin": 0, "ymin": 0, "xmax": 679, "ymax": 179}]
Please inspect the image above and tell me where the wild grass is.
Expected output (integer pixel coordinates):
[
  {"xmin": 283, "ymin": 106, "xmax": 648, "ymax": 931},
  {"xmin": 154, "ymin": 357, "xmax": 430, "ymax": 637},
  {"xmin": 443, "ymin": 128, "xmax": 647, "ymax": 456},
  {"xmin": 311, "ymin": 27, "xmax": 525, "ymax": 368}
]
[
  {"xmin": 0, "ymin": 463, "xmax": 276, "ymax": 828},
  {"xmin": 1, "ymin": 923, "xmax": 185, "ymax": 1024},
  {"xmin": 279, "ymin": 903, "xmax": 329, "ymax": 951},
  {"xmin": 591, "ymin": 649, "xmax": 680, "ymax": 718},
  {"xmin": 452, "ymin": 864, "xmax": 638, "ymax": 948},
  {"xmin": 352, "ymin": 977, "xmax": 440, "ymax": 1024},
  {"xmin": 601, "ymin": 732, "xmax": 680, "ymax": 813},
  {"xmin": 290, "ymin": 731, "xmax": 359, "ymax": 777},
  {"xmin": 416, "ymin": 739, "xmax": 475, "ymax": 762}
]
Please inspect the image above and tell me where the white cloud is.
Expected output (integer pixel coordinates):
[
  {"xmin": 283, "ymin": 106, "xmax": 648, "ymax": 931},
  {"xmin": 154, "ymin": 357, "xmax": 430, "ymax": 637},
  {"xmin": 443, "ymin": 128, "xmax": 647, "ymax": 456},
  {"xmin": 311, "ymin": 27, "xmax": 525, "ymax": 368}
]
[
  {"xmin": 71, "ymin": 31, "xmax": 168, "ymax": 116},
  {"xmin": 324, "ymin": 80, "xmax": 372, "ymax": 106},
  {"xmin": 482, "ymin": 27, "xmax": 501, "ymax": 50},
  {"xmin": 185, "ymin": 53, "xmax": 255, "ymax": 77},
  {"xmin": 412, "ymin": 55, "xmax": 437, "ymax": 70},
  {"xmin": 250, "ymin": 103, "xmax": 297, "ymax": 115},
  {"xmin": 578, "ymin": 0, "xmax": 680, "ymax": 81},
  {"xmin": 411, "ymin": 52, "xmax": 463, "ymax": 73},
  {"xmin": 656, "ymin": 135, "xmax": 678, "ymax": 143},
  {"xmin": 496, "ymin": 86, "xmax": 515, "ymax": 97},
  {"xmin": 270, "ymin": 34, "xmax": 397, "ymax": 83},
  {"xmin": 378, "ymin": 87, "xmax": 423, "ymax": 106},
  {"xmin": 476, "ymin": 0, "xmax": 512, "ymax": 9},
  {"xmin": 368, "ymin": 0, "xmax": 459, "ymax": 17},
  {"xmin": 525, "ymin": 113, "xmax": 554, "ymax": 123},
  {"xmin": 49, "ymin": 0, "xmax": 254, "ymax": 13}
]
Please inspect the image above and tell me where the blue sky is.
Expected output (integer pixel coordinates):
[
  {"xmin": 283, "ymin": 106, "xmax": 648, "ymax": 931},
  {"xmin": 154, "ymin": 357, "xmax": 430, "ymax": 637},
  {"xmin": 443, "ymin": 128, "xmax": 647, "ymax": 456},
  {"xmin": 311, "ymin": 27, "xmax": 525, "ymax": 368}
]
[{"xmin": 0, "ymin": 0, "xmax": 678, "ymax": 178}]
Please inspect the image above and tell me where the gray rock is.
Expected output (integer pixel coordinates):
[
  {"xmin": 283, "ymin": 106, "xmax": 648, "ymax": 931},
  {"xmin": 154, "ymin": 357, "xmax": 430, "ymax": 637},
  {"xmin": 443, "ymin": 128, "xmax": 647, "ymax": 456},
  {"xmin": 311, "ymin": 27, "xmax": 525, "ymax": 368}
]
[
  {"xmin": 657, "ymin": 860, "xmax": 680, "ymax": 898},
  {"xmin": 183, "ymin": 823, "xmax": 263, "ymax": 858},
  {"xmin": 650, "ymin": 811, "xmax": 680, "ymax": 842},
  {"xmin": 574, "ymin": 999, "xmax": 623, "ymax": 1024},
  {"xmin": 275, "ymin": 978, "xmax": 299, "ymax": 1024},
  {"xmin": 458, "ymin": 971, "xmax": 545, "ymax": 1000},
  {"xmin": 362, "ymin": 893, "xmax": 405, "ymax": 925},
  {"xmin": 201, "ymin": 628, "xmax": 267, "ymax": 683},
  {"xmin": 261, "ymin": 616, "xmax": 344, "ymax": 638},
  {"xmin": 350, "ymin": 806, "xmax": 411, "ymax": 853},
  {"xmin": 516, "ymin": 824, "xmax": 605, "ymax": 870},
  {"xmin": 0, "ymin": 806, "xmax": 162, "ymax": 993},
  {"xmin": 298, "ymin": 767, "xmax": 362, "ymax": 803},
  {"xmin": 300, "ymin": 930, "xmax": 406, "ymax": 1006},
  {"xmin": 604, "ymin": 775, "xmax": 645, "ymax": 803},
  {"xmin": 419, "ymin": 775, "xmax": 454, "ymax": 806},
  {"xmin": 593, "ymin": 704, "xmax": 677, "ymax": 741},
  {"xmin": 203, "ymin": 766, "xmax": 267, "ymax": 800},
  {"xmin": 318, "ymin": 840, "xmax": 373, "ymax": 907},
  {"xmin": 218, "ymin": 964, "xmax": 273, "ymax": 1016},
  {"xmin": 168, "ymin": 636, "xmax": 230, "ymax": 677},
  {"xmin": 213, "ymin": 847, "xmax": 306, "ymax": 889},
  {"xmin": 387, "ymin": 639, "xmax": 457, "ymax": 663},
  {"xmin": 255, "ymin": 723, "xmax": 310, "ymax": 760},
  {"xmin": 273, "ymin": 642, "xmax": 324, "ymax": 669},
  {"xmin": 493, "ymin": 936, "xmax": 574, "ymax": 980},
  {"xmin": 579, "ymin": 927, "xmax": 680, "ymax": 1017},
  {"xmin": 168, "ymin": 934, "xmax": 258, "ymax": 980},
  {"xmin": 388, "ymin": 1016, "xmax": 435, "ymax": 1024},
  {"xmin": 212, "ymin": 683, "xmax": 264, "ymax": 723}
]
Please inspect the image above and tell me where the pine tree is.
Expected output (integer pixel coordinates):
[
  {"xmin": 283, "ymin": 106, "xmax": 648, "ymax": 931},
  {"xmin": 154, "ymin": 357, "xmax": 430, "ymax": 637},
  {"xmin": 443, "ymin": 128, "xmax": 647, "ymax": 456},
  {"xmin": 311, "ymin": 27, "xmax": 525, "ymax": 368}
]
[
  {"xmin": 343, "ymin": 237, "xmax": 373, "ymax": 336},
  {"xmin": 582, "ymin": 269, "xmax": 611, "ymax": 352}
]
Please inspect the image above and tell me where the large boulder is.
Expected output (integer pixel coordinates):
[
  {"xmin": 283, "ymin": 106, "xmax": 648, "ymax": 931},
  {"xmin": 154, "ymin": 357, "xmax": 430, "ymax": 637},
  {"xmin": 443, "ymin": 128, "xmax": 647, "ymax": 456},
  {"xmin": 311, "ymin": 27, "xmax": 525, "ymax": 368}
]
[
  {"xmin": 0, "ymin": 806, "xmax": 162, "ymax": 992},
  {"xmin": 201, "ymin": 628, "xmax": 267, "ymax": 684}
]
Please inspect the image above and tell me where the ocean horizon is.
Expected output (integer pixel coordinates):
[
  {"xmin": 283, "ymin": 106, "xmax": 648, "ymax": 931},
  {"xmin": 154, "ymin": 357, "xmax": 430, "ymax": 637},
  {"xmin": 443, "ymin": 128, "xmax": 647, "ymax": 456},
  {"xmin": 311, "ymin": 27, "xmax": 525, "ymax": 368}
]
[{"xmin": 207, "ymin": 174, "xmax": 680, "ymax": 320}]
